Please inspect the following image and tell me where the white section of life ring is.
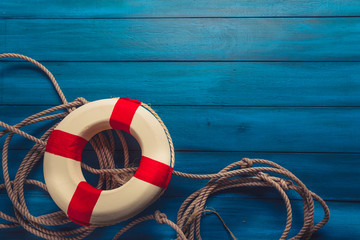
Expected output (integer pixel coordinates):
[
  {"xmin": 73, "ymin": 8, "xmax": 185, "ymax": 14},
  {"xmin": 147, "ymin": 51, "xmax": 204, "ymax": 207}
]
[{"xmin": 43, "ymin": 98, "xmax": 173, "ymax": 226}]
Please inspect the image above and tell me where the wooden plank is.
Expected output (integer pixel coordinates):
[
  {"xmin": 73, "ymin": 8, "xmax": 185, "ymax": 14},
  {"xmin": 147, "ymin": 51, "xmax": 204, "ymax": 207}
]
[
  {"xmin": 0, "ymin": 0, "xmax": 359, "ymax": 18},
  {"xmin": 1, "ymin": 18, "xmax": 360, "ymax": 61},
  {"xmin": 171, "ymin": 151, "xmax": 360, "ymax": 201},
  {"xmin": 0, "ymin": 194, "xmax": 357, "ymax": 239},
  {"xmin": 1, "ymin": 106, "xmax": 359, "ymax": 153},
  {"xmin": 1, "ymin": 61, "xmax": 360, "ymax": 106},
  {"xmin": 2, "ymin": 150, "xmax": 359, "ymax": 201},
  {"xmin": 152, "ymin": 106, "xmax": 360, "ymax": 153}
]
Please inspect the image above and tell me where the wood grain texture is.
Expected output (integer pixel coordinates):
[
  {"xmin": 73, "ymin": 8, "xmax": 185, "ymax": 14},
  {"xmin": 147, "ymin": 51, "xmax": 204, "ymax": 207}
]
[
  {"xmin": 1, "ymin": 105, "xmax": 359, "ymax": 153},
  {"xmin": 1, "ymin": 0, "xmax": 359, "ymax": 18},
  {"xmin": 1, "ymin": 62, "xmax": 360, "ymax": 106},
  {"xmin": 0, "ymin": 194, "xmax": 358, "ymax": 240},
  {"xmin": 0, "ymin": 0, "xmax": 359, "ymax": 239},
  {"xmin": 1, "ymin": 18, "xmax": 360, "ymax": 61}
]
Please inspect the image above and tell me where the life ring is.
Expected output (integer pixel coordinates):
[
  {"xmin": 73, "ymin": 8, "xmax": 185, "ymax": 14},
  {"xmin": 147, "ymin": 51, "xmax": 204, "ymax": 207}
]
[{"xmin": 43, "ymin": 98, "xmax": 174, "ymax": 226}]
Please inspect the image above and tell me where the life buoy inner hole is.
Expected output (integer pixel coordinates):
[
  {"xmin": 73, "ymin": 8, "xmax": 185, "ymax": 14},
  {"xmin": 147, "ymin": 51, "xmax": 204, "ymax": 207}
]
[{"xmin": 81, "ymin": 129, "xmax": 141, "ymax": 190}]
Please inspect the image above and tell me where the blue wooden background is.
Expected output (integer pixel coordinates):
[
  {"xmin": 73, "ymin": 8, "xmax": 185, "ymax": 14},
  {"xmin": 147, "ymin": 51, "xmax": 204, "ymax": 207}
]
[{"xmin": 1, "ymin": 1, "xmax": 360, "ymax": 239}]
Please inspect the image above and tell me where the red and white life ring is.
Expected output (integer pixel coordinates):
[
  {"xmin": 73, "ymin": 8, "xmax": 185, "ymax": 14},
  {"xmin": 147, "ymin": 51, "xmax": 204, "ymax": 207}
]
[{"xmin": 43, "ymin": 98, "xmax": 174, "ymax": 226}]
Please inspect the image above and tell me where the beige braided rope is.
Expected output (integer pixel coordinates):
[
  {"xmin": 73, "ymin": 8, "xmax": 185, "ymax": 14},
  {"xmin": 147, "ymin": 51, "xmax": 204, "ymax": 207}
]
[{"xmin": 0, "ymin": 53, "xmax": 329, "ymax": 239}]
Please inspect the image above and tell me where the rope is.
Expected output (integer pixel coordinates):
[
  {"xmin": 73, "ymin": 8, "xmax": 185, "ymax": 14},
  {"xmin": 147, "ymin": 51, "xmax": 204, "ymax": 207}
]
[{"xmin": 0, "ymin": 53, "xmax": 330, "ymax": 239}]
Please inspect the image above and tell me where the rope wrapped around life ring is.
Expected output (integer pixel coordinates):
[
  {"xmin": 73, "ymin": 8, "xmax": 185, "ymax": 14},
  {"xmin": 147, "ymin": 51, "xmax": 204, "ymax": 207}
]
[{"xmin": 0, "ymin": 53, "xmax": 329, "ymax": 240}]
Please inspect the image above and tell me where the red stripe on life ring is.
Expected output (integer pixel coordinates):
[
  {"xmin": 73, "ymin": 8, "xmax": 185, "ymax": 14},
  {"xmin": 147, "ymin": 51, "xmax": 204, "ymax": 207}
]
[
  {"xmin": 109, "ymin": 98, "xmax": 141, "ymax": 133},
  {"xmin": 134, "ymin": 156, "xmax": 173, "ymax": 189},
  {"xmin": 67, "ymin": 181, "xmax": 102, "ymax": 226},
  {"xmin": 45, "ymin": 130, "xmax": 88, "ymax": 161}
]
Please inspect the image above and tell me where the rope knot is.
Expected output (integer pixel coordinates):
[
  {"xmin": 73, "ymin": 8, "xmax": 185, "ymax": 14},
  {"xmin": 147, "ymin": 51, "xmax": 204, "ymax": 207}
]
[
  {"xmin": 240, "ymin": 158, "xmax": 253, "ymax": 168},
  {"xmin": 279, "ymin": 179, "xmax": 290, "ymax": 190},
  {"xmin": 154, "ymin": 210, "xmax": 167, "ymax": 225},
  {"xmin": 278, "ymin": 179, "xmax": 293, "ymax": 191},
  {"xmin": 74, "ymin": 97, "xmax": 88, "ymax": 105},
  {"xmin": 258, "ymin": 172, "xmax": 270, "ymax": 181}
]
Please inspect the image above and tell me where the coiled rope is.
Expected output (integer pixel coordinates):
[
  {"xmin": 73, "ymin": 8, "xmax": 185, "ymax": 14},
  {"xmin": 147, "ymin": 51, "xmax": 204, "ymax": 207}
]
[{"xmin": 0, "ymin": 53, "xmax": 330, "ymax": 240}]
